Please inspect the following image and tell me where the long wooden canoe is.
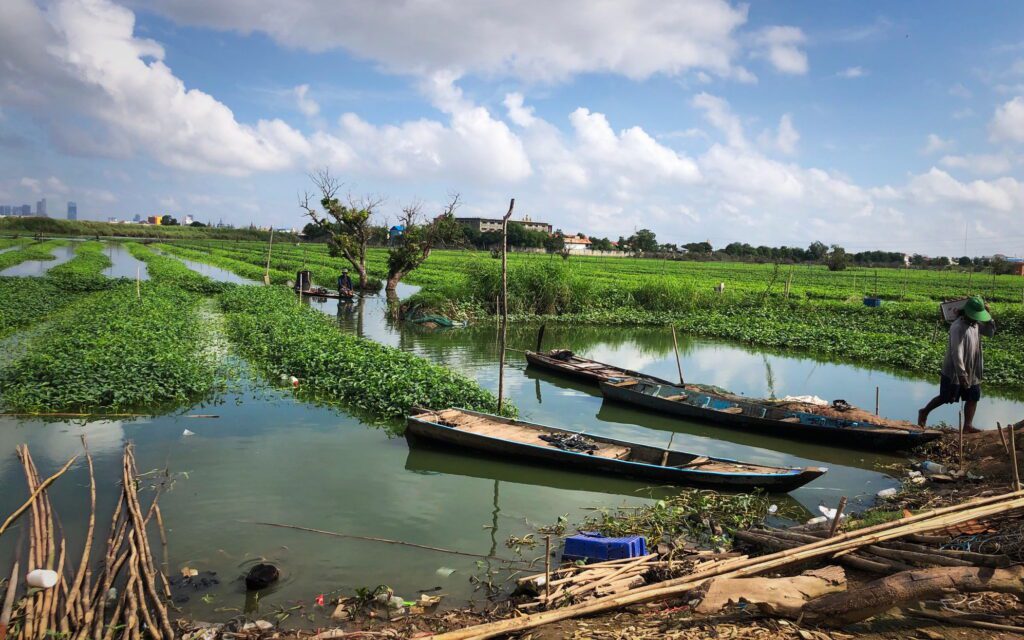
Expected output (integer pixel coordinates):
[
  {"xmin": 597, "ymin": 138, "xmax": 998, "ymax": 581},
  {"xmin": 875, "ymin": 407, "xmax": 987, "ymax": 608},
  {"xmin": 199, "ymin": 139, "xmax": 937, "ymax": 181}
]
[
  {"xmin": 297, "ymin": 287, "xmax": 353, "ymax": 300},
  {"xmin": 525, "ymin": 350, "xmax": 675, "ymax": 385},
  {"xmin": 406, "ymin": 407, "xmax": 827, "ymax": 492},
  {"xmin": 599, "ymin": 378, "xmax": 942, "ymax": 451}
]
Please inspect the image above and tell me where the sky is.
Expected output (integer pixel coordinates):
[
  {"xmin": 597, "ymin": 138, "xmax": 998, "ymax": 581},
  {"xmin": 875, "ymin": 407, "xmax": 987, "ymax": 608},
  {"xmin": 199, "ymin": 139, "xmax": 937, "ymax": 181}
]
[{"xmin": 1, "ymin": 0, "xmax": 1024, "ymax": 256}]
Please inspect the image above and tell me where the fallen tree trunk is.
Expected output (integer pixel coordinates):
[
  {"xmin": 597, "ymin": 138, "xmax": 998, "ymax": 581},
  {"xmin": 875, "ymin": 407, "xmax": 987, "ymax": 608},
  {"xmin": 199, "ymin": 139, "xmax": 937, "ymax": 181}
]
[
  {"xmin": 693, "ymin": 566, "xmax": 845, "ymax": 617},
  {"xmin": 803, "ymin": 566, "xmax": 1024, "ymax": 626}
]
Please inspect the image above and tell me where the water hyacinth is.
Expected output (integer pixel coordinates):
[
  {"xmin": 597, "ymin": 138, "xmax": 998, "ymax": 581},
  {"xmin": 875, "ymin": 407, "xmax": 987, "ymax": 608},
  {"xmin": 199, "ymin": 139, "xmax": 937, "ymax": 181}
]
[
  {"xmin": 46, "ymin": 240, "xmax": 117, "ymax": 291},
  {"xmin": 219, "ymin": 285, "xmax": 510, "ymax": 421},
  {"xmin": 125, "ymin": 242, "xmax": 229, "ymax": 294},
  {"xmin": 0, "ymin": 283, "xmax": 218, "ymax": 412}
]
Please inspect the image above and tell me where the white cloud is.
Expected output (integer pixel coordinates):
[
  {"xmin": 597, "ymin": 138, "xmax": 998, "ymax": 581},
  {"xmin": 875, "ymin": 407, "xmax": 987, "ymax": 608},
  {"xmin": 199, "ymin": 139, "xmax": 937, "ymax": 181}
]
[
  {"xmin": 293, "ymin": 84, "xmax": 320, "ymax": 118},
  {"xmin": 990, "ymin": 96, "xmax": 1024, "ymax": 143},
  {"xmin": 940, "ymin": 153, "xmax": 1015, "ymax": 176},
  {"xmin": 837, "ymin": 66, "xmax": 866, "ymax": 79},
  {"xmin": 503, "ymin": 93, "xmax": 536, "ymax": 128},
  {"xmin": 692, "ymin": 92, "xmax": 747, "ymax": 148},
  {"xmin": 949, "ymin": 83, "xmax": 972, "ymax": 99},
  {"xmin": 921, "ymin": 133, "xmax": 953, "ymax": 154},
  {"xmin": 19, "ymin": 177, "xmax": 41, "ymax": 193},
  {"xmin": 136, "ymin": 0, "xmax": 757, "ymax": 83},
  {"xmin": 758, "ymin": 113, "xmax": 799, "ymax": 155},
  {"xmin": 903, "ymin": 168, "xmax": 1021, "ymax": 212},
  {"xmin": 751, "ymin": 26, "xmax": 808, "ymax": 75}
]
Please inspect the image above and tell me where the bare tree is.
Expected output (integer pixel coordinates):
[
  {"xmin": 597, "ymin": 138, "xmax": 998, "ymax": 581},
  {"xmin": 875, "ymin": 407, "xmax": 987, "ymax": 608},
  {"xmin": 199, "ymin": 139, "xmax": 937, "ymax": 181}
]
[
  {"xmin": 385, "ymin": 193, "xmax": 462, "ymax": 292},
  {"xmin": 298, "ymin": 168, "xmax": 381, "ymax": 289}
]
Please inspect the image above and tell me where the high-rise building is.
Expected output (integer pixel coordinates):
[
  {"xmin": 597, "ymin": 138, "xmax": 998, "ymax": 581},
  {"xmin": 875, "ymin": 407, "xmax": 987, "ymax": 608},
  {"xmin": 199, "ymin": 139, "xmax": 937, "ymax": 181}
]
[
  {"xmin": 19, "ymin": 204, "xmax": 31, "ymax": 216},
  {"xmin": 0, "ymin": 205, "xmax": 10, "ymax": 215},
  {"xmin": 133, "ymin": 214, "xmax": 141, "ymax": 222},
  {"xmin": 67, "ymin": 201, "xmax": 77, "ymax": 220},
  {"xmin": 36, "ymin": 198, "xmax": 47, "ymax": 217}
]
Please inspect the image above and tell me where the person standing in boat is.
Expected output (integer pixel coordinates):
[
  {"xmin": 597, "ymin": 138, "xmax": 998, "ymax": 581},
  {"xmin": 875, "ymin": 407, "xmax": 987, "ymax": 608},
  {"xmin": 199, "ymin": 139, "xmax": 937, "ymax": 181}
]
[
  {"xmin": 918, "ymin": 296, "xmax": 995, "ymax": 432},
  {"xmin": 337, "ymin": 269, "xmax": 354, "ymax": 295}
]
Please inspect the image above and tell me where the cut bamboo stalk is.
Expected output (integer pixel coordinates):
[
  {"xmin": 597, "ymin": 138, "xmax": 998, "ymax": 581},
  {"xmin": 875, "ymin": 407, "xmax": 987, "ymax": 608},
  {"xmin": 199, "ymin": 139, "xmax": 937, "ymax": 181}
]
[
  {"xmin": 1011, "ymin": 424, "xmax": 1021, "ymax": 491},
  {"xmin": 564, "ymin": 554, "xmax": 656, "ymax": 598},
  {"xmin": 0, "ymin": 561, "xmax": 18, "ymax": 640},
  {"xmin": 829, "ymin": 497, "xmax": 848, "ymax": 537},
  {"xmin": 0, "ymin": 454, "xmax": 78, "ymax": 537},
  {"xmin": 997, "ymin": 422, "xmax": 1009, "ymax": 455},
  {"xmin": 544, "ymin": 535, "xmax": 551, "ymax": 605}
]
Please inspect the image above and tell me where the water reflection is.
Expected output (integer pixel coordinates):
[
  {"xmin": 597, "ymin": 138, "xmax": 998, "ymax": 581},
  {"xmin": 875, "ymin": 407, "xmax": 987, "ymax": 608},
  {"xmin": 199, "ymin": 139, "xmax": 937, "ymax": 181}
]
[
  {"xmin": 103, "ymin": 242, "xmax": 150, "ymax": 279},
  {"xmin": 0, "ymin": 244, "xmax": 76, "ymax": 276}
]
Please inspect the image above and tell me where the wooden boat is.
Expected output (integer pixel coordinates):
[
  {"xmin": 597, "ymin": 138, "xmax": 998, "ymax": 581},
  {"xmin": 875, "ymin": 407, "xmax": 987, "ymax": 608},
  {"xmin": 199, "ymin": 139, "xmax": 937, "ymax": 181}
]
[
  {"xmin": 406, "ymin": 407, "xmax": 827, "ymax": 492},
  {"xmin": 525, "ymin": 350, "xmax": 675, "ymax": 385},
  {"xmin": 599, "ymin": 378, "xmax": 943, "ymax": 451},
  {"xmin": 297, "ymin": 287, "xmax": 353, "ymax": 300}
]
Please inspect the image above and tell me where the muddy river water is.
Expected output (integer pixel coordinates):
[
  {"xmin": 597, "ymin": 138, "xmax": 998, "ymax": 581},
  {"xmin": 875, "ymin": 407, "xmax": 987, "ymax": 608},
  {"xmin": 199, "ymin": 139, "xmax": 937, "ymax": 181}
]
[{"xmin": 1, "ymin": 245, "xmax": 1022, "ymax": 619}]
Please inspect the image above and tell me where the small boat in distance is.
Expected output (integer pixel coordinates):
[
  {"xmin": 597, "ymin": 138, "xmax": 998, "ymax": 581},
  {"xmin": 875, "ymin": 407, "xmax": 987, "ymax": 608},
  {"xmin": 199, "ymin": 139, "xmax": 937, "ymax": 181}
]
[
  {"xmin": 406, "ymin": 407, "xmax": 827, "ymax": 492},
  {"xmin": 599, "ymin": 378, "xmax": 942, "ymax": 451},
  {"xmin": 525, "ymin": 349, "xmax": 675, "ymax": 385}
]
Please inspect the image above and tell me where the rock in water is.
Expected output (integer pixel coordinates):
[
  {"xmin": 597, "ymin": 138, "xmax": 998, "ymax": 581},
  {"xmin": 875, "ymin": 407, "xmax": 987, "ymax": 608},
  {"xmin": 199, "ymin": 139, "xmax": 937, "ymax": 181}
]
[{"xmin": 245, "ymin": 563, "xmax": 280, "ymax": 590}]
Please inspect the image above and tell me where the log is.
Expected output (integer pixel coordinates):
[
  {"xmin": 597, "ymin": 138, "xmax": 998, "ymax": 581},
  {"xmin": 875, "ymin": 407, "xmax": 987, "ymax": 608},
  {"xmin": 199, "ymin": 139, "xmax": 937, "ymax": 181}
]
[
  {"xmin": 803, "ymin": 566, "xmax": 1024, "ymax": 626},
  {"xmin": 694, "ymin": 566, "xmax": 846, "ymax": 617}
]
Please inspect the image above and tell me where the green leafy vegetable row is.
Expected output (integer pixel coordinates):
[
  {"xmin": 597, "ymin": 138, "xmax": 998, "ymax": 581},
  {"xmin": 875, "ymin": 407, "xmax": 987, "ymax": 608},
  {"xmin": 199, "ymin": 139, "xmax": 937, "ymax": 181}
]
[
  {"xmin": 219, "ymin": 285, "xmax": 510, "ymax": 421},
  {"xmin": 0, "ymin": 239, "xmax": 69, "ymax": 272},
  {"xmin": 0, "ymin": 283, "xmax": 218, "ymax": 412},
  {"xmin": 125, "ymin": 242, "xmax": 228, "ymax": 294},
  {"xmin": 46, "ymin": 241, "xmax": 116, "ymax": 291}
]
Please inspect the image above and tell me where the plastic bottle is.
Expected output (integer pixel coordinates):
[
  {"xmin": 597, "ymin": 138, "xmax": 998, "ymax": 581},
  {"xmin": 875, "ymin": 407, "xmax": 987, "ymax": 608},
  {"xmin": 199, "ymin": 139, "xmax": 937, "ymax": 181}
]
[
  {"xmin": 26, "ymin": 569, "xmax": 58, "ymax": 589},
  {"xmin": 921, "ymin": 461, "xmax": 948, "ymax": 474},
  {"xmin": 876, "ymin": 487, "xmax": 898, "ymax": 499}
]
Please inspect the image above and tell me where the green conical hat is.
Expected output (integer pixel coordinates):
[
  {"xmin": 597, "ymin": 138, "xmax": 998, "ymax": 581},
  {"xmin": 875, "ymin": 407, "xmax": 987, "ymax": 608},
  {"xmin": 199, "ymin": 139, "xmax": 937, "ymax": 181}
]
[{"xmin": 964, "ymin": 296, "xmax": 991, "ymax": 323}]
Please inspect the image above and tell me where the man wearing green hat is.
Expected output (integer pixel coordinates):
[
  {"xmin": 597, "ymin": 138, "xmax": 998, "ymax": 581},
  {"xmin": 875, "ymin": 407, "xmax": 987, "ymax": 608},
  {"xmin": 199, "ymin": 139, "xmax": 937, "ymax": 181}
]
[{"xmin": 918, "ymin": 296, "xmax": 995, "ymax": 432}]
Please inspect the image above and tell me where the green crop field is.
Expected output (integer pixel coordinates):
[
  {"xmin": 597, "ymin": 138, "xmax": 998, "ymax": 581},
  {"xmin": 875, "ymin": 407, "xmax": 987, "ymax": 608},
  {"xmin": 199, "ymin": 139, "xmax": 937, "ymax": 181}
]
[{"xmin": 160, "ymin": 240, "xmax": 1024, "ymax": 389}]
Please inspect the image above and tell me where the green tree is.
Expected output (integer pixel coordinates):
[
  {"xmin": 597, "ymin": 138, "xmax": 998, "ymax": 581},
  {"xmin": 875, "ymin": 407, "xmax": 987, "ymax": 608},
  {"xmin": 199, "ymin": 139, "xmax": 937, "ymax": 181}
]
[
  {"xmin": 544, "ymin": 231, "xmax": 566, "ymax": 254},
  {"xmin": 808, "ymin": 241, "xmax": 828, "ymax": 261},
  {"xmin": 590, "ymin": 237, "xmax": 613, "ymax": 251},
  {"xmin": 161, "ymin": 215, "xmax": 179, "ymax": 226},
  {"xmin": 825, "ymin": 245, "xmax": 849, "ymax": 271},
  {"xmin": 958, "ymin": 256, "xmax": 973, "ymax": 267},
  {"xmin": 299, "ymin": 168, "xmax": 379, "ymax": 289},
  {"xmin": 624, "ymin": 228, "xmax": 658, "ymax": 253},
  {"xmin": 683, "ymin": 241, "xmax": 712, "ymax": 254},
  {"xmin": 385, "ymin": 194, "xmax": 462, "ymax": 292}
]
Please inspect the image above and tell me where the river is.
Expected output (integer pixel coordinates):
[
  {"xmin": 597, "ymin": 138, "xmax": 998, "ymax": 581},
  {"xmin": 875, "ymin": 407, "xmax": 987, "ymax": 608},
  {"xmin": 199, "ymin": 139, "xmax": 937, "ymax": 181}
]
[{"xmin": 1, "ymin": 248, "xmax": 1022, "ymax": 621}]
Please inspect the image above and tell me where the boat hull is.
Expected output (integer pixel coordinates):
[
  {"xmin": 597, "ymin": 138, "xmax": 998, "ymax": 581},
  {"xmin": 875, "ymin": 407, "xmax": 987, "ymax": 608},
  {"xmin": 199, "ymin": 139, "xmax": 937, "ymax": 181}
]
[
  {"xmin": 599, "ymin": 380, "xmax": 941, "ymax": 451},
  {"xmin": 406, "ymin": 409, "xmax": 825, "ymax": 493},
  {"xmin": 524, "ymin": 351, "xmax": 674, "ymax": 385}
]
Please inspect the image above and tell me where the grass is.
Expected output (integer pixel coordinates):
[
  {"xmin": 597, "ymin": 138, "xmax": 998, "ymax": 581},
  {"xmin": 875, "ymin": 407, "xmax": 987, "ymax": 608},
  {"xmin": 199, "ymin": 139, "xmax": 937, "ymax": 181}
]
[
  {"xmin": 219, "ymin": 285, "xmax": 510, "ymax": 422},
  {"xmin": 0, "ymin": 283, "xmax": 219, "ymax": 412}
]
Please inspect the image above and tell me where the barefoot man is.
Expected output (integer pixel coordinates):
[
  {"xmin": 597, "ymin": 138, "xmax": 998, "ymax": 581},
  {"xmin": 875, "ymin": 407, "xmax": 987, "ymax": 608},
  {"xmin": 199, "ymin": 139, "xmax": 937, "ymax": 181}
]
[{"xmin": 918, "ymin": 296, "xmax": 995, "ymax": 432}]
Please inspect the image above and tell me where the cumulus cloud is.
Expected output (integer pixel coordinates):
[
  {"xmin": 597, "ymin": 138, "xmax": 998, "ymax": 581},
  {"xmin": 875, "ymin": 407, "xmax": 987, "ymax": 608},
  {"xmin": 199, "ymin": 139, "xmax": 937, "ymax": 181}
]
[
  {"xmin": 751, "ymin": 26, "xmax": 808, "ymax": 75},
  {"xmin": 837, "ymin": 66, "xmax": 866, "ymax": 79},
  {"xmin": 758, "ymin": 114, "xmax": 799, "ymax": 155},
  {"xmin": 134, "ymin": 0, "xmax": 754, "ymax": 82},
  {"xmin": 940, "ymin": 153, "xmax": 1015, "ymax": 176},
  {"xmin": 692, "ymin": 92, "xmax": 747, "ymax": 148},
  {"xmin": 921, "ymin": 133, "xmax": 954, "ymax": 154},
  {"xmin": 990, "ymin": 96, "xmax": 1024, "ymax": 143}
]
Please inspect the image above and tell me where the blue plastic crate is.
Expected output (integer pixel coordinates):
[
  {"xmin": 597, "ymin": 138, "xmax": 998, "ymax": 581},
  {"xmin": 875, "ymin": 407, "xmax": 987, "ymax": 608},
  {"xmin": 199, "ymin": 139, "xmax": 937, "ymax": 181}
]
[{"xmin": 562, "ymin": 532, "xmax": 647, "ymax": 563}]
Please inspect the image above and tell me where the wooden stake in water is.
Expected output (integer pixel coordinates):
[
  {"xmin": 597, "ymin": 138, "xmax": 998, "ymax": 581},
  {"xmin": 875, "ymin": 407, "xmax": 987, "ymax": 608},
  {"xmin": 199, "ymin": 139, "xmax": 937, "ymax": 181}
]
[
  {"xmin": 828, "ymin": 496, "xmax": 848, "ymax": 538},
  {"xmin": 264, "ymin": 228, "xmax": 274, "ymax": 286},
  {"xmin": 875, "ymin": 386, "xmax": 879, "ymax": 416},
  {"xmin": 544, "ymin": 535, "xmax": 552, "ymax": 605},
  {"xmin": 136, "ymin": 266, "xmax": 141, "ymax": 299},
  {"xmin": 670, "ymin": 326, "xmax": 685, "ymax": 386},
  {"xmin": 497, "ymin": 198, "xmax": 516, "ymax": 414},
  {"xmin": 536, "ymin": 324, "xmax": 546, "ymax": 352},
  {"xmin": 660, "ymin": 432, "xmax": 676, "ymax": 467}
]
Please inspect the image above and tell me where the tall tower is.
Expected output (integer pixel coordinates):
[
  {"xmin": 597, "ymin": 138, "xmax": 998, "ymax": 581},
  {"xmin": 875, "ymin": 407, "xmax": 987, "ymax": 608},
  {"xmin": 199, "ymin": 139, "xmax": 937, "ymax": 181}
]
[{"xmin": 67, "ymin": 201, "xmax": 77, "ymax": 220}]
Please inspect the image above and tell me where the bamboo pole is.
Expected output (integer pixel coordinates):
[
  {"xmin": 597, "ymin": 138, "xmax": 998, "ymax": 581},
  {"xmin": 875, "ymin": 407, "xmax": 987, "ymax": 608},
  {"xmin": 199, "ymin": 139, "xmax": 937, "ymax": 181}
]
[
  {"xmin": 0, "ymin": 454, "xmax": 77, "ymax": 537},
  {"xmin": 544, "ymin": 536, "xmax": 552, "ymax": 605},
  {"xmin": 670, "ymin": 326, "xmax": 684, "ymax": 385},
  {"xmin": 1010, "ymin": 423, "xmax": 1021, "ymax": 491},
  {"xmin": 496, "ymin": 198, "xmax": 515, "ymax": 414},
  {"xmin": 64, "ymin": 437, "xmax": 94, "ymax": 629},
  {"xmin": 958, "ymin": 407, "xmax": 965, "ymax": 471},
  {"xmin": 0, "ymin": 561, "xmax": 18, "ymax": 640},
  {"xmin": 659, "ymin": 432, "xmax": 676, "ymax": 467},
  {"xmin": 997, "ymin": 422, "xmax": 1010, "ymax": 455},
  {"xmin": 264, "ymin": 228, "xmax": 275, "ymax": 285},
  {"xmin": 828, "ymin": 497, "xmax": 848, "ymax": 537},
  {"xmin": 136, "ymin": 266, "xmax": 141, "ymax": 299},
  {"xmin": 874, "ymin": 386, "xmax": 879, "ymax": 416},
  {"xmin": 426, "ymin": 490, "xmax": 1024, "ymax": 640}
]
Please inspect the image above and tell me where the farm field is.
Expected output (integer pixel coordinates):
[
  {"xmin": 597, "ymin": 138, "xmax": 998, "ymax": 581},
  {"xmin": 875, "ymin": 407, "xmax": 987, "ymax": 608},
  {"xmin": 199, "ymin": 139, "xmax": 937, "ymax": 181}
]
[{"xmin": 163, "ymin": 239, "xmax": 1024, "ymax": 389}]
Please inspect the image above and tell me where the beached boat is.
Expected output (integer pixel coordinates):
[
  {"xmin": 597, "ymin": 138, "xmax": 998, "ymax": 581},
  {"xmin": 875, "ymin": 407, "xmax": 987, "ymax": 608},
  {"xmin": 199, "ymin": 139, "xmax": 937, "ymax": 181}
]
[
  {"xmin": 297, "ymin": 287, "xmax": 353, "ymax": 300},
  {"xmin": 599, "ymin": 378, "xmax": 942, "ymax": 451},
  {"xmin": 406, "ymin": 407, "xmax": 827, "ymax": 492},
  {"xmin": 525, "ymin": 350, "xmax": 675, "ymax": 385}
]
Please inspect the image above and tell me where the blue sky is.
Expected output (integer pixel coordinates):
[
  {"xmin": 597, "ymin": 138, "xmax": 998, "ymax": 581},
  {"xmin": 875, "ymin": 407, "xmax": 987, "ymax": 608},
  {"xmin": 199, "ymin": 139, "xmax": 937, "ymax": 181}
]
[{"xmin": 2, "ymin": 0, "xmax": 1024, "ymax": 255}]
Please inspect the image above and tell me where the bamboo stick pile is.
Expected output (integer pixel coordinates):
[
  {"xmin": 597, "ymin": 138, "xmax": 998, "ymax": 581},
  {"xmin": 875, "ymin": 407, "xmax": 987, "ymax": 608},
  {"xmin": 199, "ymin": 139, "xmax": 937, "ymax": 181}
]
[
  {"xmin": 0, "ymin": 442, "xmax": 174, "ymax": 640},
  {"xmin": 425, "ymin": 489, "xmax": 1024, "ymax": 640}
]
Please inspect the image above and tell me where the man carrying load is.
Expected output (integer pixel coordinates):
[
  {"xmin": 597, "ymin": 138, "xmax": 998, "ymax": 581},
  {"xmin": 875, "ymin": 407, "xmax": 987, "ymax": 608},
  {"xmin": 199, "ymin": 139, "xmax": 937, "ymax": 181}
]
[{"xmin": 918, "ymin": 296, "xmax": 995, "ymax": 432}]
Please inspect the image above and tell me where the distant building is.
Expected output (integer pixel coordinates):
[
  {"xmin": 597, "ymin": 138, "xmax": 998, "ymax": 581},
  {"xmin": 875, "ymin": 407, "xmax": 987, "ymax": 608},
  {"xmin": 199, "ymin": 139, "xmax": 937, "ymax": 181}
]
[
  {"xmin": 563, "ymin": 235, "xmax": 593, "ymax": 253},
  {"xmin": 147, "ymin": 215, "xmax": 163, "ymax": 225},
  {"xmin": 0, "ymin": 205, "xmax": 10, "ymax": 216},
  {"xmin": 19, "ymin": 205, "xmax": 31, "ymax": 216},
  {"xmin": 389, "ymin": 225, "xmax": 405, "ymax": 244},
  {"xmin": 455, "ymin": 216, "xmax": 552, "ymax": 235},
  {"xmin": 183, "ymin": 214, "xmax": 194, "ymax": 225},
  {"xmin": 133, "ymin": 214, "xmax": 141, "ymax": 222},
  {"xmin": 36, "ymin": 198, "xmax": 47, "ymax": 217},
  {"xmin": 67, "ymin": 201, "xmax": 77, "ymax": 220}
]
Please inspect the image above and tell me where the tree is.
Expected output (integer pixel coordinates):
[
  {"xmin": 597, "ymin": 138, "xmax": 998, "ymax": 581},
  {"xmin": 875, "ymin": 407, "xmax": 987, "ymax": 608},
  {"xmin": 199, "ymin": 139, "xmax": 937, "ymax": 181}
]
[
  {"xmin": 385, "ymin": 194, "xmax": 462, "ymax": 292},
  {"xmin": 301, "ymin": 221, "xmax": 332, "ymax": 241},
  {"xmin": 808, "ymin": 241, "xmax": 828, "ymax": 261},
  {"xmin": 683, "ymin": 241, "xmax": 712, "ymax": 254},
  {"xmin": 161, "ymin": 215, "xmax": 178, "ymax": 226},
  {"xmin": 622, "ymin": 228, "xmax": 658, "ymax": 253},
  {"xmin": 958, "ymin": 256, "xmax": 973, "ymax": 267},
  {"xmin": 825, "ymin": 245, "xmax": 849, "ymax": 271},
  {"xmin": 189, "ymin": 220, "xmax": 207, "ymax": 228},
  {"xmin": 590, "ymin": 237, "xmax": 613, "ymax": 251},
  {"xmin": 299, "ymin": 168, "xmax": 380, "ymax": 289},
  {"xmin": 544, "ymin": 230, "xmax": 566, "ymax": 254}
]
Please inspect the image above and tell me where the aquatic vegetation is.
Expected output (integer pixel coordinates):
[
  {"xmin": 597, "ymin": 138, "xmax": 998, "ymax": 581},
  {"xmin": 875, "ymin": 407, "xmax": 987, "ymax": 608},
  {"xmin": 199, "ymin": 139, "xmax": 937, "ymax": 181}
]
[
  {"xmin": 582, "ymin": 489, "xmax": 786, "ymax": 549},
  {"xmin": 0, "ymin": 239, "xmax": 70, "ymax": 271},
  {"xmin": 125, "ymin": 242, "xmax": 228, "ymax": 294},
  {"xmin": 0, "ymin": 283, "xmax": 218, "ymax": 412},
  {"xmin": 46, "ymin": 241, "xmax": 116, "ymax": 291},
  {"xmin": 0, "ymin": 277, "xmax": 86, "ymax": 339},
  {"xmin": 156, "ymin": 242, "xmax": 290, "ymax": 283},
  {"xmin": 219, "ymin": 285, "xmax": 509, "ymax": 420}
]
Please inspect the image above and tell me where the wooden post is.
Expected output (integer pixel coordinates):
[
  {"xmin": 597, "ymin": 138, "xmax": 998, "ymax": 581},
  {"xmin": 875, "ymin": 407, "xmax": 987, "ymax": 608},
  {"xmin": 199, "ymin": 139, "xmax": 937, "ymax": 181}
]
[
  {"xmin": 875, "ymin": 386, "xmax": 879, "ymax": 416},
  {"xmin": 544, "ymin": 535, "xmax": 552, "ymax": 605},
  {"xmin": 784, "ymin": 267, "xmax": 793, "ymax": 298},
  {"xmin": 660, "ymin": 432, "xmax": 676, "ymax": 467},
  {"xmin": 1010, "ymin": 423, "xmax": 1021, "ymax": 491},
  {"xmin": 136, "ymin": 266, "xmax": 141, "ymax": 299},
  {"xmin": 958, "ymin": 407, "xmax": 964, "ymax": 471},
  {"xmin": 670, "ymin": 326, "xmax": 684, "ymax": 386},
  {"xmin": 536, "ymin": 324, "xmax": 546, "ymax": 353},
  {"xmin": 497, "ymin": 198, "xmax": 515, "ymax": 414},
  {"xmin": 829, "ymin": 496, "xmax": 848, "ymax": 537},
  {"xmin": 264, "ymin": 228, "xmax": 274, "ymax": 285},
  {"xmin": 997, "ymin": 422, "xmax": 1010, "ymax": 455}
]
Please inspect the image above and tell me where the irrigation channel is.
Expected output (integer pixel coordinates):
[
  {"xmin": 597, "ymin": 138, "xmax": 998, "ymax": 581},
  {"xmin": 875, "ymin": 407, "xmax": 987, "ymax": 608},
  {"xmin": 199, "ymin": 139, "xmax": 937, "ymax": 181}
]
[{"xmin": 2, "ymin": 244, "xmax": 1024, "ymax": 623}]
